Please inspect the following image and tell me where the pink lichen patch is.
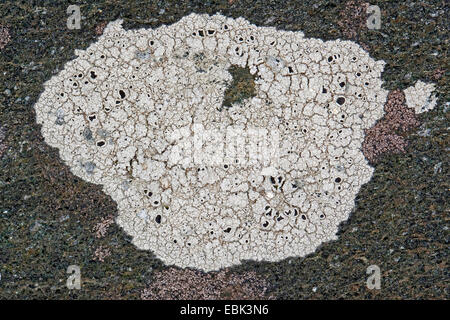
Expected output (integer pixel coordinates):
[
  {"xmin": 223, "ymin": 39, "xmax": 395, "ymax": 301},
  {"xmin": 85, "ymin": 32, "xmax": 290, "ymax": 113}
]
[
  {"xmin": 95, "ymin": 21, "xmax": 108, "ymax": 36},
  {"xmin": 0, "ymin": 126, "xmax": 7, "ymax": 158},
  {"xmin": 363, "ymin": 90, "xmax": 420, "ymax": 163},
  {"xmin": 93, "ymin": 215, "xmax": 114, "ymax": 238},
  {"xmin": 141, "ymin": 268, "xmax": 273, "ymax": 300},
  {"xmin": 431, "ymin": 68, "xmax": 445, "ymax": 81},
  {"xmin": 363, "ymin": 127, "xmax": 408, "ymax": 162},
  {"xmin": 383, "ymin": 90, "xmax": 420, "ymax": 131},
  {"xmin": 0, "ymin": 24, "xmax": 11, "ymax": 50},
  {"xmin": 338, "ymin": 0, "xmax": 370, "ymax": 39},
  {"xmin": 93, "ymin": 245, "xmax": 111, "ymax": 262},
  {"xmin": 359, "ymin": 42, "xmax": 370, "ymax": 52}
]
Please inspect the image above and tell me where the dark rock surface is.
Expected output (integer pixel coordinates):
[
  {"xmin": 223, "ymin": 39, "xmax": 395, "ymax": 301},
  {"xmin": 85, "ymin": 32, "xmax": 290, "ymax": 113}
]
[{"xmin": 0, "ymin": 0, "xmax": 448, "ymax": 299}]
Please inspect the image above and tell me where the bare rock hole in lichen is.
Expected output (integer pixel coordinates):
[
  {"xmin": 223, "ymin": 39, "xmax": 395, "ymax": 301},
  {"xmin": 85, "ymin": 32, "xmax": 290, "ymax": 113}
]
[{"xmin": 221, "ymin": 65, "xmax": 256, "ymax": 110}]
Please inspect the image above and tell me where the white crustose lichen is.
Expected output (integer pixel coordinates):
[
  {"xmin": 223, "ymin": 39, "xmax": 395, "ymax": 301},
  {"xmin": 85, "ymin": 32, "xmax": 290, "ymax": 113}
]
[{"xmin": 34, "ymin": 14, "xmax": 436, "ymax": 271}]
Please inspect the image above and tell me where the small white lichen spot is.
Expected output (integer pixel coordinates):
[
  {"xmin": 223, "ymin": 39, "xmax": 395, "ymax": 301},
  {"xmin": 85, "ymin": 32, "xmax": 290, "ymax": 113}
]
[
  {"xmin": 404, "ymin": 80, "xmax": 437, "ymax": 114},
  {"xmin": 34, "ymin": 14, "xmax": 396, "ymax": 271}
]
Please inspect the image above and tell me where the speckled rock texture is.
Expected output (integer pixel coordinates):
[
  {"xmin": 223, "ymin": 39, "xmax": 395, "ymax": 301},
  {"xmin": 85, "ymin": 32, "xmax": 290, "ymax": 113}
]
[{"xmin": 0, "ymin": 0, "xmax": 448, "ymax": 299}]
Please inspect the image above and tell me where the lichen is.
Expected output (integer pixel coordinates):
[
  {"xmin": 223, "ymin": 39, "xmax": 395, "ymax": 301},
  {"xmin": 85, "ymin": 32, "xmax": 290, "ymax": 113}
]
[
  {"xmin": 0, "ymin": 24, "xmax": 11, "ymax": 50},
  {"xmin": 362, "ymin": 90, "xmax": 420, "ymax": 163},
  {"xmin": 337, "ymin": 0, "xmax": 369, "ymax": 39},
  {"xmin": 404, "ymin": 80, "xmax": 437, "ymax": 114},
  {"xmin": 0, "ymin": 126, "xmax": 6, "ymax": 158},
  {"xmin": 33, "ymin": 13, "xmax": 437, "ymax": 271},
  {"xmin": 141, "ymin": 268, "xmax": 272, "ymax": 300}
]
